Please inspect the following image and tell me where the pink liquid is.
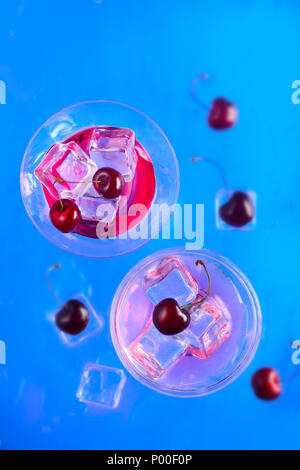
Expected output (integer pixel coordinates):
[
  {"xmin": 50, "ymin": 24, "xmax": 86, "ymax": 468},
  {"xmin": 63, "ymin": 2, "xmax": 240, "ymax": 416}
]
[
  {"xmin": 112, "ymin": 251, "xmax": 260, "ymax": 394},
  {"xmin": 41, "ymin": 127, "xmax": 156, "ymax": 238}
]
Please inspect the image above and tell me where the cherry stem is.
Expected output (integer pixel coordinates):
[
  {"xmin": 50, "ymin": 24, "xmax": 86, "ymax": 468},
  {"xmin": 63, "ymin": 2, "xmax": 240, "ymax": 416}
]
[
  {"xmin": 46, "ymin": 264, "xmax": 63, "ymax": 307},
  {"xmin": 190, "ymin": 156, "xmax": 230, "ymax": 195},
  {"xmin": 190, "ymin": 73, "xmax": 210, "ymax": 111},
  {"xmin": 181, "ymin": 259, "xmax": 211, "ymax": 309},
  {"xmin": 53, "ymin": 181, "xmax": 64, "ymax": 210},
  {"xmin": 54, "ymin": 177, "xmax": 105, "ymax": 185},
  {"xmin": 52, "ymin": 177, "xmax": 105, "ymax": 208}
]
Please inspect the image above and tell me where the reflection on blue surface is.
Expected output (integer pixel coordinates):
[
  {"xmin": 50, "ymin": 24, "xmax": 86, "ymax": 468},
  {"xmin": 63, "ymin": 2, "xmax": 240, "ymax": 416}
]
[{"xmin": 0, "ymin": 0, "xmax": 299, "ymax": 450}]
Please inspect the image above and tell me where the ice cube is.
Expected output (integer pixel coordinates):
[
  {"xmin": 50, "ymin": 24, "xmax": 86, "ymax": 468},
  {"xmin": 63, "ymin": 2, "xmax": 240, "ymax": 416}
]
[
  {"xmin": 143, "ymin": 257, "xmax": 198, "ymax": 306},
  {"xmin": 54, "ymin": 293, "xmax": 104, "ymax": 346},
  {"xmin": 129, "ymin": 321, "xmax": 188, "ymax": 379},
  {"xmin": 182, "ymin": 295, "xmax": 231, "ymax": 359},
  {"xmin": 35, "ymin": 141, "xmax": 97, "ymax": 200},
  {"xmin": 77, "ymin": 364, "xmax": 126, "ymax": 409},
  {"xmin": 89, "ymin": 127, "xmax": 137, "ymax": 182},
  {"xmin": 76, "ymin": 184, "xmax": 120, "ymax": 223}
]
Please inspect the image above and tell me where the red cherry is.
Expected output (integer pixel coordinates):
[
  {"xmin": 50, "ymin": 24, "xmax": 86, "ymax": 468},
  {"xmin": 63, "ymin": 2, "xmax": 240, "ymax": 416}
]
[
  {"xmin": 208, "ymin": 97, "xmax": 238, "ymax": 130},
  {"xmin": 219, "ymin": 191, "xmax": 255, "ymax": 227},
  {"xmin": 55, "ymin": 299, "xmax": 90, "ymax": 335},
  {"xmin": 93, "ymin": 167, "xmax": 125, "ymax": 199},
  {"xmin": 153, "ymin": 298, "xmax": 190, "ymax": 336},
  {"xmin": 251, "ymin": 367, "xmax": 282, "ymax": 401},
  {"xmin": 50, "ymin": 199, "xmax": 81, "ymax": 233}
]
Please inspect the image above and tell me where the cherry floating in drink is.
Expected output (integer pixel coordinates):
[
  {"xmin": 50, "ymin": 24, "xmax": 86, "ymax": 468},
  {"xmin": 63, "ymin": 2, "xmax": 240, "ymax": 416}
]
[
  {"xmin": 153, "ymin": 260, "xmax": 211, "ymax": 336},
  {"xmin": 153, "ymin": 298, "xmax": 190, "ymax": 336},
  {"xmin": 191, "ymin": 156, "xmax": 256, "ymax": 230},
  {"xmin": 93, "ymin": 167, "xmax": 125, "ymax": 199},
  {"xmin": 46, "ymin": 264, "xmax": 90, "ymax": 335},
  {"xmin": 190, "ymin": 73, "xmax": 238, "ymax": 130},
  {"xmin": 251, "ymin": 367, "xmax": 282, "ymax": 401},
  {"xmin": 50, "ymin": 199, "xmax": 81, "ymax": 233}
]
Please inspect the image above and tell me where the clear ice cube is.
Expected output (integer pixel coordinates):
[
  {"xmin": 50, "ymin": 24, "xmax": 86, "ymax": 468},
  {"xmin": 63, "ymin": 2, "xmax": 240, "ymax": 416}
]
[
  {"xmin": 54, "ymin": 293, "xmax": 104, "ymax": 346},
  {"xmin": 76, "ymin": 185, "xmax": 120, "ymax": 223},
  {"xmin": 35, "ymin": 141, "xmax": 97, "ymax": 200},
  {"xmin": 129, "ymin": 321, "xmax": 188, "ymax": 379},
  {"xmin": 77, "ymin": 364, "xmax": 126, "ymax": 409},
  {"xmin": 182, "ymin": 295, "xmax": 231, "ymax": 359},
  {"xmin": 129, "ymin": 295, "xmax": 231, "ymax": 379},
  {"xmin": 143, "ymin": 257, "xmax": 198, "ymax": 306},
  {"xmin": 89, "ymin": 127, "xmax": 137, "ymax": 182}
]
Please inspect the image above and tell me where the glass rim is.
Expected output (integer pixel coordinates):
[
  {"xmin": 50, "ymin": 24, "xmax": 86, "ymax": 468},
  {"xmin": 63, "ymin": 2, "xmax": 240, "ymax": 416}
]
[
  {"xmin": 20, "ymin": 101, "xmax": 180, "ymax": 258},
  {"xmin": 110, "ymin": 247, "xmax": 262, "ymax": 397}
]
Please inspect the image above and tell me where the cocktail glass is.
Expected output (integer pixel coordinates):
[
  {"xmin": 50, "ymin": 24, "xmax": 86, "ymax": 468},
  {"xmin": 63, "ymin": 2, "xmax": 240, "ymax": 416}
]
[
  {"xmin": 20, "ymin": 101, "xmax": 179, "ymax": 258},
  {"xmin": 110, "ymin": 247, "xmax": 262, "ymax": 397}
]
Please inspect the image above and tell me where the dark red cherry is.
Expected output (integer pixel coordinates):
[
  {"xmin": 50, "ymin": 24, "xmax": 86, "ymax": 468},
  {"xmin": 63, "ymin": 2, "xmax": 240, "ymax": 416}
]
[
  {"xmin": 251, "ymin": 367, "xmax": 282, "ymax": 401},
  {"xmin": 153, "ymin": 298, "xmax": 190, "ymax": 336},
  {"xmin": 219, "ymin": 191, "xmax": 255, "ymax": 227},
  {"xmin": 55, "ymin": 299, "xmax": 90, "ymax": 335},
  {"xmin": 208, "ymin": 97, "xmax": 238, "ymax": 130},
  {"xmin": 93, "ymin": 167, "xmax": 125, "ymax": 199},
  {"xmin": 50, "ymin": 199, "xmax": 81, "ymax": 233}
]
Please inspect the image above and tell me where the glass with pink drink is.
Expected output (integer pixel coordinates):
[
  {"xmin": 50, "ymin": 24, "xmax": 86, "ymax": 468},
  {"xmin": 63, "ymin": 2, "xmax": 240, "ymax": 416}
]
[
  {"xmin": 20, "ymin": 101, "xmax": 179, "ymax": 258},
  {"xmin": 111, "ymin": 247, "xmax": 262, "ymax": 397}
]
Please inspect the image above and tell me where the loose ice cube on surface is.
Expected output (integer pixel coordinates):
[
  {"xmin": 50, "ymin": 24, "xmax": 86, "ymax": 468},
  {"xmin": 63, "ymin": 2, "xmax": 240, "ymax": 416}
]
[
  {"xmin": 182, "ymin": 296, "xmax": 231, "ymax": 359},
  {"xmin": 89, "ymin": 127, "xmax": 137, "ymax": 182},
  {"xmin": 143, "ymin": 257, "xmax": 198, "ymax": 306},
  {"xmin": 129, "ymin": 321, "xmax": 188, "ymax": 379},
  {"xmin": 35, "ymin": 141, "xmax": 97, "ymax": 200},
  {"xmin": 55, "ymin": 293, "xmax": 104, "ymax": 346},
  {"xmin": 77, "ymin": 364, "xmax": 126, "ymax": 409}
]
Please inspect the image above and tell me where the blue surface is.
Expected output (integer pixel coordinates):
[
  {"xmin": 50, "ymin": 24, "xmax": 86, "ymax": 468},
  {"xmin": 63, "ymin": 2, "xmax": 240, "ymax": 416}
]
[{"xmin": 0, "ymin": 0, "xmax": 299, "ymax": 450}]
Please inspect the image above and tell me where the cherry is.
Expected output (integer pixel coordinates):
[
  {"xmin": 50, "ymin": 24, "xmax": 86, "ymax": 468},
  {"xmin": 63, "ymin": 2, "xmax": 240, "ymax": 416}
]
[
  {"xmin": 251, "ymin": 367, "xmax": 282, "ymax": 401},
  {"xmin": 219, "ymin": 191, "xmax": 255, "ymax": 227},
  {"xmin": 46, "ymin": 264, "xmax": 90, "ymax": 336},
  {"xmin": 153, "ymin": 298, "xmax": 190, "ymax": 336},
  {"xmin": 93, "ymin": 167, "xmax": 125, "ymax": 199},
  {"xmin": 153, "ymin": 259, "xmax": 211, "ymax": 336},
  {"xmin": 153, "ymin": 260, "xmax": 211, "ymax": 336},
  {"xmin": 55, "ymin": 299, "xmax": 90, "ymax": 335},
  {"xmin": 50, "ymin": 199, "xmax": 81, "ymax": 233},
  {"xmin": 207, "ymin": 97, "xmax": 238, "ymax": 130}
]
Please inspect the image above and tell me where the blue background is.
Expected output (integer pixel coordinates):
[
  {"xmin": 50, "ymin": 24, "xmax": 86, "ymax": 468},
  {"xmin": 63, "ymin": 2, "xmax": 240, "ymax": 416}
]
[{"xmin": 0, "ymin": 0, "xmax": 299, "ymax": 450}]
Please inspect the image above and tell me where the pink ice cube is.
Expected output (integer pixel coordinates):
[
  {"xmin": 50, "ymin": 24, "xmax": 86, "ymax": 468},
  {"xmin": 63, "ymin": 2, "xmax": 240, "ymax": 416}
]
[
  {"xmin": 89, "ymin": 127, "xmax": 137, "ymax": 182},
  {"xmin": 183, "ymin": 296, "xmax": 231, "ymax": 359},
  {"xmin": 34, "ymin": 141, "xmax": 97, "ymax": 199}
]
